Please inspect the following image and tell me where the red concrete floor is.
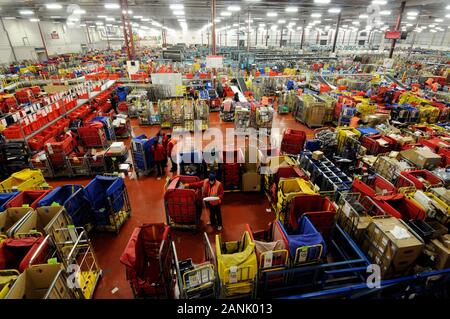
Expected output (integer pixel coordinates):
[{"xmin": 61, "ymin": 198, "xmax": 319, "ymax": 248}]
[{"xmin": 47, "ymin": 110, "xmax": 315, "ymax": 299}]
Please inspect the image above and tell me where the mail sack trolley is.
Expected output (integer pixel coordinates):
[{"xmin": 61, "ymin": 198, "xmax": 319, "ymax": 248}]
[
  {"xmin": 36, "ymin": 185, "xmax": 94, "ymax": 230},
  {"xmin": 9, "ymin": 205, "xmax": 73, "ymax": 240},
  {"xmin": 280, "ymin": 129, "xmax": 306, "ymax": 156},
  {"xmin": 4, "ymin": 263, "xmax": 77, "ymax": 299},
  {"xmin": 173, "ymin": 233, "xmax": 217, "ymax": 299},
  {"xmin": 164, "ymin": 175, "xmax": 202, "ymax": 232},
  {"xmin": 259, "ymin": 220, "xmax": 370, "ymax": 298},
  {"xmin": 52, "ymin": 227, "xmax": 102, "ymax": 299},
  {"xmin": 131, "ymin": 135, "xmax": 157, "ymax": 176},
  {"xmin": 276, "ymin": 177, "xmax": 317, "ymax": 223},
  {"xmin": 84, "ymin": 175, "xmax": 131, "ymax": 233},
  {"xmin": 245, "ymin": 222, "xmax": 290, "ymax": 291},
  {"xmin": 0, "ymin": 207, "xmax": 33, "ymax": 238},
  {"xmin": 0, "ymin": 169, "xmax": 47, "ymax": 193},
  {"xmin": 120, "ymin": 223, "xmax": 175, "ymax": 299},
  {"xmin": 215, "ymin": 231, "xmax": 258, "ymax": 298}
]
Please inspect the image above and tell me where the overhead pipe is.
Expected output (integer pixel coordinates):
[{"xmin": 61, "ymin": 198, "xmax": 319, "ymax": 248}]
[
  {"xmin": 389, "ymin": 1, "xmax": 406, "ymax": 59},
  {"xmin": 37, "ymin": 22, "xmax": 49, "ymax": 61},
  {"xmin": 332, "ymin": 12, "xmax": 341, "ymax": 53},
  {"xmin": 0, "ymin": 17, "xmax": 18, "ymax": 62}
]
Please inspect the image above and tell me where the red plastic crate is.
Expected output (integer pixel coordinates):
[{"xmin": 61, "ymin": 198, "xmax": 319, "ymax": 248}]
[
  {"xmin": 45, "ymin": 135, "xmax": 74, "ymax": 154},
  {"xmin": 2, "ymin": 125, "xmax": 24, "ymax": 139},
  {"xmin": 6, "ymin": 190, "xmax": 50, "ymax": 209},
  {"xmin": 28, "ymin": 135, "xmax": 46, "ymax": 151}
]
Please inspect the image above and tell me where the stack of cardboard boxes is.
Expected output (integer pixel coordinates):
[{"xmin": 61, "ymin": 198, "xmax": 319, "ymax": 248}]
[
  {"xmin": 400, "ymin": 148, "xmax": 442, "ymax": 170},
  {"xmin": 361, "ymin": 217, "xmax": 424, "ymax": 278}
]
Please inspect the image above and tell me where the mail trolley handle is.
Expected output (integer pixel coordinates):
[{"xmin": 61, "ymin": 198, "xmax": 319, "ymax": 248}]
[{"xmin": 28, "ymin": 234, "xmax": 51, "ymax": 267}]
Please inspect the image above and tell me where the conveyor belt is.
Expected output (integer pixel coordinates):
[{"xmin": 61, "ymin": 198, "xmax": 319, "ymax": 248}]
[
  {"xmin": 237, "ymin": 77, "xmax": 248, "ymax": 93},
  {"xmin": 384, "ymin": 74, "xmax": 407, "ymax": 90},
  {"xmin": 316, "ymin": 75, "xmax": 337, "ymax": 90}
]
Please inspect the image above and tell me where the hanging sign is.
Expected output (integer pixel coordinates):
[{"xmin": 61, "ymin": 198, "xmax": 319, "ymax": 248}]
[
  {"xmin": 384, "ymin": 31, "xmax": 401, "ymax": 39},
  {"xmin": 205, "ymin": 55, "xmax": 223, "ymax": 69},
  {"xmin": 51, "ymin": 31, "xmax": 59, "ymax": 39}
]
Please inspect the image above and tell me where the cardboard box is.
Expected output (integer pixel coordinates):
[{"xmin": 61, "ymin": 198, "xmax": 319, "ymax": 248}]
[
  {"xmin": 312, "ymin": 151, "xmax": 324, "ymax": 161},
  {"xmin": 6, "ymin": 264, "xmax": 66, "ymax": 299},
  {"xmin": 364, "ymin": 217, "xmax": 424, "ymax": 278},
  {"xmin": 430, "ymin": 235, "xmax": 450, "ymax": 270},
  {"xmin": 242, "ymin": 172, "xmax": 261, "ymax": 192},
  {"xmin": 400, "ymin": 148, "xmax": 442, "ymax": 169}
]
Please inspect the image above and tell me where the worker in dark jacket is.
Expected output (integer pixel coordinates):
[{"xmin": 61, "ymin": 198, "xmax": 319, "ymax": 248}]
[
  {"xmin": 186, "ymin": 172, "xmax": 224, "ymax": 230},
  {"xmin": 110, "ymin": 91, "xmax": 118, "ymax": 114},
  {"xmin": 152, "ymin": 140, "xmax": 166, "ymax": 180}
]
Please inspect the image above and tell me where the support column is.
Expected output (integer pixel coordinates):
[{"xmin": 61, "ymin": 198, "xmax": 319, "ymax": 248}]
[
  {"xmin": 121, "ymin": 0, "xmax": 136, "ymax": 60},
  {"xmin": 265, "ymin": 26, "xmax": 269, "ymax": 47},
  {"xmin": 389, "ymin": 0, "xmax": 406, "ymax": 59},
  {"xmin": 86, "ymin": 25, "xmax": 92, "ymax": 45},
  {"xmin": 0, "ymin": 17, "xmax": 17, "ymax": 62},
  {"xmin": 105, "ymin": 27, "xmax": 111, "ymax": 50},
  {"xmin": 255, "ymin": 26, "xmax": 258, "ymax": 46},
  {"xmin": 211, "ymin": 0, "xmax": 216, "ymax": 54},
  {"xmin": 300, "ymin": 20, "xmax": 305, "ymax": 50},
  {"xmin": 247, "ymin": 10, "xmax": 251, "ymax": 52},
  {"xmin": 37, "ymin": 22, "xmax": 49, "ymax": 60},
  {"xmin": 279, "ymin": 26, "xmax": 283, "ymax": 47},
  {"xmin": 332, "ymin": 12, "xmax": 341, "ymax": 53},
  {"xmin": 237, "ymin": 15, "xmax": 240, "ymax": 49}
]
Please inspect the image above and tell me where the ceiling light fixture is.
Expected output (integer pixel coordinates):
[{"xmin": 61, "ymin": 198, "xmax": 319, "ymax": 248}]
[
  {"xmin": 221, "ymin": 11, "xmax": 232, "ymax": 16},
  {"xmin": 173, "ymin": 10, "xmax": 185, "ymax": 15},
  {"xmin": 407, "ymin": 16, "xmax": 416, "ymax": 20},
  {"xmin": 227, "ymin": 6, "xmax": 241, "ymax": 12},
  {"xmin": 311, "ymin": 13, "xmax": 322, "ymax": 18},
  {"xmin": 407, "ymin": 11, "xmax": 418, "ymax": 16},
  {"xmin": 73, "ymin": 9, "xmax": 86, "ymax": 14},
  {"xmin": 328, "ymin": 8, "xmax": 341, "ymax": 14},
  {"xmin": 29, "ymin": 18, "xmax": 40, "ymax": 22},
  {"xmin": 267, "ymin": 12, "xmax": 278, "ymax": 17},
  {"xmin": 19, "ymin": 10, "xmax": 34, "ymax": 15},
  {"xmin": 45, "ymin": 3, "xmax": 63, "ymax": 10},
  {"xmin": 170, "ymin": 4, "xmax": 184, "ymax": 10},
  {"xmin": 104, "ymin": 3, "xmax": 120, "ymax": 9},
  {"xmin": 314, "ymin": 0, "xmax": 331, "ymax": 3},
  {"xmin": 380, "ymin": 10, "xmax": 391, "ymax": 15},
  {"xmin": 435, "ymin": 18, "xmax": 444, "ymax": 22},
  {"xmin": 285, "ymin": 7, "xmax": 298, "ymax": 13},
  {"xmin": 372, "ymin": 0, "xmax": 387, "ymax": 5}
]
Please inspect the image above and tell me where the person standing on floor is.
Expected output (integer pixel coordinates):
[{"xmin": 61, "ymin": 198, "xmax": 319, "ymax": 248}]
[
  {"xmin": 152, "ymin": 140, "xmax": 166, "ymax": 180},
  {"xmin": 110, "ymin": 90, "xmax": 118, "ymax": 114},
  {"xmin": 349, "ymin": 111, "xmax": 362, "ymax": 129},
  {"xmin": 167, "ymin": 137, "xmax": 178, "ymax": 172},
  {"xmin": 186, "ymin": 172, "xmax": 224, "ymax": 231}
]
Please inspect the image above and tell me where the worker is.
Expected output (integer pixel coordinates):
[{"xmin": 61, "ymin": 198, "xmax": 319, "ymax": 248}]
[
  {"xmin": 349, "ymin": 111, "xmax": 362, "ymax": 128},
  {"xmin": 431, "ymin": 82, "xmax": 440, "ymax": 92},
  {"xmin": 152, "ymin": 140, "xmax": 166, "ymax": 180},
  {"xmin": 110, "ymin": 90, "xmax": 118, "ymax": 114},
  {"xmin": 186, "ymin": 172, "xmax": 224, "ymax": 231},
  {"xmin": 166, "ymin": 136, "xmax": 178, "ymax": 173}
]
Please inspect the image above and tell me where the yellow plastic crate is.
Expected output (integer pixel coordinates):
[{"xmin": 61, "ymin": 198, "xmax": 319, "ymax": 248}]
[{"xmin": 0, "ymin": 169, "xmax": 46, "ymax": 193}]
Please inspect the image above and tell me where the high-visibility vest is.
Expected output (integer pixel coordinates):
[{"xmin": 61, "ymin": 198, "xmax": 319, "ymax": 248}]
[
  {"xmin": 349, "ymin": 116, "xmax": 360, "ymax": 128},
  {"xmin": 203, "ymin": 180, "xmax": 221, "ymax": 206}
]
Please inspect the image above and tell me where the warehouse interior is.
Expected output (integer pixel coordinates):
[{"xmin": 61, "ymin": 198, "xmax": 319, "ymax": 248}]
[{"xmin": 0, "ymin": 0, "xmax": 449, "ymax": 301}]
